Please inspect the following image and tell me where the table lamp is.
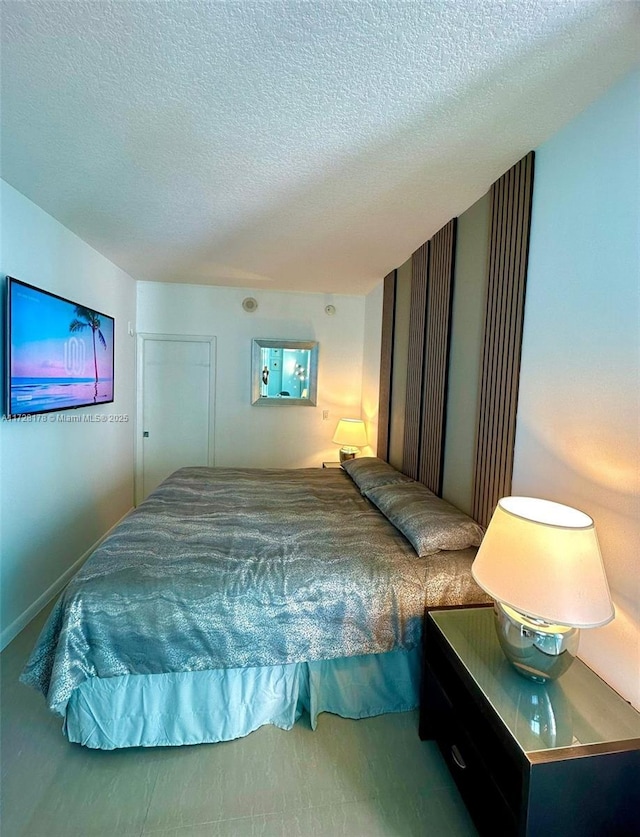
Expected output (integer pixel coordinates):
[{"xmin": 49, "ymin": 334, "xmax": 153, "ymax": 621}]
[
  {"xmin": 471, "ymin": 497, "xmax": 614, "ymax": 682},
  {"xmin": 332, "ymin": 418, "xmax": 368, "ymax": 462}
]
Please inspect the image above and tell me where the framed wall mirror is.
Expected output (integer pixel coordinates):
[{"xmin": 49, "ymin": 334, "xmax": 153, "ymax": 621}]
[{"xmin": 251, "ymin": 339, "xmax": 319, "ymax": 406}]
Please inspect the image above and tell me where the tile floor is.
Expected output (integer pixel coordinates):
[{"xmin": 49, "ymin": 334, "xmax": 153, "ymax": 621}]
[{"xmin": 1, "ymin": 605, "xmax": 478, "ymax": 836}]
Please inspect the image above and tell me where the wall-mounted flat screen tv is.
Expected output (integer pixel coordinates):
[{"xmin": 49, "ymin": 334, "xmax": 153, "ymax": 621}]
[{"xmin": 6, "ymin": 277, "xmax": 115, "ymax": 418}]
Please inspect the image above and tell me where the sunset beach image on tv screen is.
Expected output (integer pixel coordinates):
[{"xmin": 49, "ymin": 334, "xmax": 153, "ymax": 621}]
[{"xmin": 8, "ymin": 279, "xmax": 115, "ymax": 417}]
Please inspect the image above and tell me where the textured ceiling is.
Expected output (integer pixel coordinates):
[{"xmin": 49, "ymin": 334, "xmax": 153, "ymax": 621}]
[{"xmin": 2, "ymin": 1, "xmax": 638, "ymax": 295}]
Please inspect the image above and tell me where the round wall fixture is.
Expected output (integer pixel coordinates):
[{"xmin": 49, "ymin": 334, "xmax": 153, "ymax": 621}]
[
  {"xmin": 324, "ymin": 304, "xmax": 336, "ymax": 316},
  {"xmin": 242, "ymin": 297, "xmax": 258, "ymax": 313}
]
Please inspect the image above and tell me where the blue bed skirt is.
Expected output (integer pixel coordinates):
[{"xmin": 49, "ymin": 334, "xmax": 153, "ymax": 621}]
[{"xmin": 64, "ymin": 648, "xmax": 420, "ymax": 749}]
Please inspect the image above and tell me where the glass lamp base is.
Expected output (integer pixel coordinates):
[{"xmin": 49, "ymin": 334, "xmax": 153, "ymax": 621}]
[
  {"xmin": 494, "ymin": 602, "xmax": 580, "ymax": 683},
  {"xmin": 338, "ymin": 448, "xmax": 357, "ymax": 462}
]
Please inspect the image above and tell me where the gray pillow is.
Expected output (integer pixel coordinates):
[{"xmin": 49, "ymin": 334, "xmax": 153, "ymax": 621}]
[
  {"xmin": 341, "ymin": 457, "xmax": 415, "ymax": 494},
  {"xmin": 365, "ymin": 481, "xmax": 485, "ymax": 556}
]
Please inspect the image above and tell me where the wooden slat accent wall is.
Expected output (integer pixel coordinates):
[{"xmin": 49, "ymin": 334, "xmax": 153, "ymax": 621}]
[
  {"xmin": 472, "ymin": 152, "xmax": 535, "ymax": 527},
  {"xmin": 402, "ymin": 241, "xmax": 429, "ymax": 479},
  {"xmin": 418, "ymin": 219, "xmax": 457, "ymax": 493},
  {"xmin": 376, "ymin": 270, "xmax": 397, "ymax": 461}
]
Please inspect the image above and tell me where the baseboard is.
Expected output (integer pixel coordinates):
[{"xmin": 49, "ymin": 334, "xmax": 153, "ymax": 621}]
[{"xmin": 0, "ymin": 508, "xmax": 135, "ymax": 651}]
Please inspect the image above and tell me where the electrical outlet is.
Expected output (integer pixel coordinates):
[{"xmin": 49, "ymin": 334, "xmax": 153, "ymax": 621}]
[{"xmin": 322, "ymin": 410, "xmax": 329, "ymax": 420}]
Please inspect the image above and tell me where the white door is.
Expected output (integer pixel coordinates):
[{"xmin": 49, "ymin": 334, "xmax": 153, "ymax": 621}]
[{"xmin": 137, "ymin": 334, "xmax": 215, "ymax": 504}]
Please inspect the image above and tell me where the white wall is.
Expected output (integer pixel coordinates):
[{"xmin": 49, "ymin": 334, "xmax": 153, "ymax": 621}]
[
  {"xmin": 513, "ymin": 70, "xmax": 639, "ymax": 708},
  {"xmin": 0, "ymin": 181, "xmax": 136, "ymax": 647},
  {"xmin": 136, "ymin": 282, "xmax": 367, "ymax": 468}
]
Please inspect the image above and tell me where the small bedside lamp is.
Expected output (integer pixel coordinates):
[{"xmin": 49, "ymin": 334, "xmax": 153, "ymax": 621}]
[
  {"xmin": 472, "ymin": 497, "xmax": 614, "ymax": 682},
  {"xmin": 332, "ymin": 418, "xmax": 368, "ymax": 462}
]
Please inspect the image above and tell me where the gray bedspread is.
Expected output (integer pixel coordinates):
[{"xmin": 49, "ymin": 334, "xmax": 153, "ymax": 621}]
[{"xmin": 21, "ymin": 466, "xmax": 488, "ymax": 717}]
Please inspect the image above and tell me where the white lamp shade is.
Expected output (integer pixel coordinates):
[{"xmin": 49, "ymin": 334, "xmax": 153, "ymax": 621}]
[
  {"xmin": 472, "ymin": 497, "xmax": 614, "ymax": 629},
  {"xmin": 332, "ymin": 418, "xmax": 368, "ymax": 448}
]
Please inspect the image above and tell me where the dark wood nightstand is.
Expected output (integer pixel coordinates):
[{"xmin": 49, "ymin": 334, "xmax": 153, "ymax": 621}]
[{"xmin": 420, "ymin": 606, "xmax": 640, "ymax": 837}]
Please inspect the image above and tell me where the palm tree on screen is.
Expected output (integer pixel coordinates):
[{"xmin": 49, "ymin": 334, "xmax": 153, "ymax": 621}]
[{"xmin": 69, "ymin": 306, "xmax": 107, "ymax": 390}]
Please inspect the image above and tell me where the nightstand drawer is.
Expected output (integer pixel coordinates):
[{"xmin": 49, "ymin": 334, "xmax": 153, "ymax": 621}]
[
  {"xmin": 425, "ymin": 659, "xmax": 519, "ymax": 835},
  {"xmin": 424, "ymin": 627, "xmax": 525, "ymax": 814},
  {"xmin": 439, "ymin": 698, "xmax": 518, "ymax": 835}
]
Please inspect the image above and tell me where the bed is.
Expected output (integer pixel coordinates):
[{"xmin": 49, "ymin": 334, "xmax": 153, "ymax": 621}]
[{"xmin": 21, "ymin": 457, "xmax": 490, "ymax": 749}]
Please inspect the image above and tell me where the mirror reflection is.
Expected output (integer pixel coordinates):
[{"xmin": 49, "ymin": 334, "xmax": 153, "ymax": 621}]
[{"xmin": 252, "ymin": 339, "xmax": 318, "ymax": 406}]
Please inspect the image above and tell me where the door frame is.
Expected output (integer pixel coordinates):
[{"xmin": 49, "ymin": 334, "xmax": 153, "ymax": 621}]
[{"xmin": 135, "ymin": 333, "xmax": 217, "ymax": 506}]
